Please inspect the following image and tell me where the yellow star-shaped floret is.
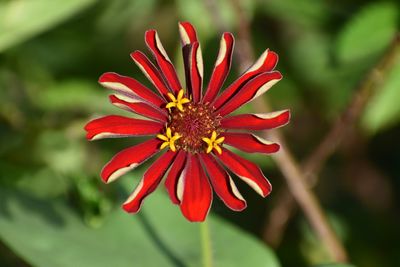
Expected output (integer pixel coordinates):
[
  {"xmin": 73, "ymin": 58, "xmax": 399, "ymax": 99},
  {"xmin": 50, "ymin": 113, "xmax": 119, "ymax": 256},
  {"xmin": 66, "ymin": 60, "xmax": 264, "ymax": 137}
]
[
  {"xmin": 202, "ymin": 131, "xmax": 225, "ymax": 154},
  {"xmin": 157, "ymin": 127, "xmax": 181, "ymax": 152},
  {"xmin": 166, "ymin": 89, "xmax": 190, "ymax": 112}
]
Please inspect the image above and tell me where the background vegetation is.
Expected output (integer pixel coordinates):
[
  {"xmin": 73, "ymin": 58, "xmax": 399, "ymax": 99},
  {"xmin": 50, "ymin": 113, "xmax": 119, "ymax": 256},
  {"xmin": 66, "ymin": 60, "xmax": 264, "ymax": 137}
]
[{"xmin": 0, "ymin": 0, "xmax": 399, "ymax": 266}]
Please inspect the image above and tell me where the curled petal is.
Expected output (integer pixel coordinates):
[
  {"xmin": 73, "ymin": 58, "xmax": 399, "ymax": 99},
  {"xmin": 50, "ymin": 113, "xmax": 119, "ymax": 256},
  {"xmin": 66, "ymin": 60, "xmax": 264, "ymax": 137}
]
[
  {"xmin": 164, "ymin": 150, "xmax": 187, "ymax": 204},
  {"xmin": 216, "ymin": 72, "xmax": 282, "ymax": 116},
  {"xmin": 203, "ymin": 33, "xmax": 234, "ymax": 103},
  {"xmin": 145, "ymin": 30, "xmax": 182, "ymax": 94},
  {"xmin": 222, "ymin": 132, "xmax": 280, "ymax": 154},
  {"xmin": 84, "ymin": 115, "xmax": 163, "ymax": 140},
  {"xmin": 179, "ymin": 154, "xmax": 212, "ymax": 222},
  {"xmin": 123, "ymin": 151, "xmax": 176, "ymax": 213},
  {"xmin": 109, "ymin": 95, "xmax": 168, "ymax": 122},
  {"xmin": 213, "ymin": 49, "xmax": 279, "ymax": 109},
  {"xmin": 199, "ymin": 154, "xmax": 246, "ymax": 211},
  {"xmin": 131, "ymin": 51, "xmax": 171, "ymax": 99},
  {"xmin": 185, "ymin": 42, "xmax": 203, "ymax": 102},
  {"xmin": 221, "ymin": 110, "xmax": 290, "ymax": 130},
  {"xmin": 99, "ymin": 72, "xmax": 165, "ymax": 108},
  {"xmin": 101, "ymin": 138, "xmax": 162, "ymax": 183},
  {"xmin": 179, "ymin": 21, "xmax": 198, "ymax": 45},
  {"xmin": 216, "ymin": 148, "xmax": 272, "ymax": 197}
]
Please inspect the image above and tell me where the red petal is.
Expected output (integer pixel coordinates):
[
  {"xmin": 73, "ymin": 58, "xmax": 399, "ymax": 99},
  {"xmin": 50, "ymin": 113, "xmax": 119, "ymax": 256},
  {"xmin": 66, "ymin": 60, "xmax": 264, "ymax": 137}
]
[
  {"xmin": 199, "ymin": 153, "xmax": 246, "ymax": 211},
  {"xmin": 100, "ymin": 138, "xmax": 161, "ymax": 183},
  {"xmin": 179, "ymin": 21, "xmax": 198, "ymax": 45},
  {"xmin": 109, "ymin": 95, "xmax": 168, "ymax": 122},
  {"xmin": 222, "ymin": 132, "xmax": 280, "ymax": 154},
  {"xmin": 184, "ymin": 42, "xmax": 203, "ymax": 102},
  {"xmin": 84, "ymin": 115, "xmax": 163, "ymax": 141},
  {"xmin": 179, "ymin": 154, "xmax": 212, "ymax": 222},
  {"xmin": 203, "ymin": 33, "xmax": 234, "ymax": 103},
  {"xmin": 213, "ymin": 49, "xmax": 279, "ymax": 109},
  {"xmin": 179, "ymin": 23, "xmax": 200, "ymax": 100},
  {"xmin": 122, "ymin": 150, "xmax": 176, "ymax": 213},
  {"xmin": 99, "ymin": 72, "xmax": 165, "ymax": 108},
  {"xmin": 131, "ymin": 51, "xmax": 171, "ymax": 99},
  {"xmin": 216, "ymin": 72, "xmax": 282, "ymax": 116},
  {"xmin": 145, "ymin": 30, "xmax": 182, "ymax": 94},
  {"xmin": 216, "ymin": 148, "xmax": 272, "ymax": 197},
  {"xmin": 221, "ymin": 110, "xmax": 290, "ymax": 130},
  {"xmin": 164, "ymin": 150, "xmax": 187, "ymax": 204}
]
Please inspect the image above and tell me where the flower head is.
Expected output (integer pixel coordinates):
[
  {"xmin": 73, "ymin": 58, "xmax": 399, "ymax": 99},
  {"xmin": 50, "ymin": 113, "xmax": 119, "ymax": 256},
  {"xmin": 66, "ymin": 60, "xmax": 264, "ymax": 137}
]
[{"xmin": 84, "ymin": 22, "xmax": 290, "ymax": 222}]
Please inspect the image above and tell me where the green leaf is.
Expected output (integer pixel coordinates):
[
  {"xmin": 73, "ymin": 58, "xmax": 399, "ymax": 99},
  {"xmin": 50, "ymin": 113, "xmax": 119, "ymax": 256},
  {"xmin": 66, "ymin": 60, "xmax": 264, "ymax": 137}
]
[
  {"xmin": 0, "ymin": 187, "xmax": 280, "ymax": 267},
  {"xmin": 0, "ymin": 0, "xmax": 97, "ymax": 52},
  {"xmin": 96, "ymin": 0, "xmax": 158, "ymax": 35},
  {"xmin": 16, "ymin": 168, "xmax": 68, "ymax": 199},
  {"xmin": 335, "ymin": 2, "xmax": 399, "ymax": 64},
  {"xmin": 31, "ymin": 79, "xmax": 118, "ymax": 114},
  {"xmin": 361, "ymin": 60, "xmax": 400, "ymax": 133},
  {"xmin": 261, "ymin": 0, "xmax": 328, "ymax": 27}
]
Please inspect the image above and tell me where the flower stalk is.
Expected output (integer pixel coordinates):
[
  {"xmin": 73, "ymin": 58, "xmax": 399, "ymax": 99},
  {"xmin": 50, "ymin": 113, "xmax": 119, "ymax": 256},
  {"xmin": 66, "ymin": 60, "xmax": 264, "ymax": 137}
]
[{"xmin": 200, "ymin": 221, "xmax": 213, "ymax": 267}]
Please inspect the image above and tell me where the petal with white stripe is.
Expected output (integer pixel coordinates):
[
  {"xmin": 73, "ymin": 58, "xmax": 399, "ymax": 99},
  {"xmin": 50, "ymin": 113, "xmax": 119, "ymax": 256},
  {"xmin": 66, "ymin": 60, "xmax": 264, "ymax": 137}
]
[
  {"xmin": 109, "ymin": 94, "xmax": 168, "ymax": 122},
  {"xmin": 216, "ymin": 72, "xmax": 282, "ymax": 116},
  {"xmin": 131, "ymin": 51, "xmax": 171, "ymax": 99},
  {"xmin": 84, "ymin": 115, "xmax": 163, "ymax": 141},
  {"xmin": 203, "ymin": 32, "xmax": 234, "ymax": 103},
  {"xmin": 216, "ymin": 148, "xmax": 272, "ymax": 197},
  {"xmin": 145, "ymin": 30, "xmax": 182, "ymax": 94},
  {"xmin": 184, "ymin": 42, "xmax": 203, "ymax": 102},
  {"xmin": 221, "ymin": 110, "xmax": 290, "ymax": 130},
  {"xmin": 100, "ymin": 138, "xmax": 161, "ymax": 183},
  {"xmin": 164, "ymin": 150, "xmax": 187, "ymax": 204},
  {"xmin": 222, "ymin": 132, "xmax": 280, "ymax": 154},
  {"xmin": 99, "ymin": 72, "xmax": 165, "ymax": 108},
  {"xmin": 213, "ymin": 49, "xmax": 279, "ymax": 109},
  {"xmin": 123, "ymin": 151, "xmax": 176, "ymax": 213},
  {"xmin": 178, "ymin": 21, "xmax": 198, "ymax": 45},
  {"xmin": 200, "ymin": 153, "xmax": 246, "ymax": 211}
]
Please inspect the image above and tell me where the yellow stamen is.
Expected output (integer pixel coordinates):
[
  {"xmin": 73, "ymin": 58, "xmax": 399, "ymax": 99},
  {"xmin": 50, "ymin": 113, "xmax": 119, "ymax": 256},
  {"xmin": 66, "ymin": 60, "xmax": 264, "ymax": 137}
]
[
  {"xmin": 166, "ymin": 89, "xmax": 190, "ymax": 112},
  {"xmin": 157, "ymin": 127, "xmax": 181, "ymax": 152},
  {"xmin": 202, "ymin": 131, "xmax": 225, "ymax": 154}
]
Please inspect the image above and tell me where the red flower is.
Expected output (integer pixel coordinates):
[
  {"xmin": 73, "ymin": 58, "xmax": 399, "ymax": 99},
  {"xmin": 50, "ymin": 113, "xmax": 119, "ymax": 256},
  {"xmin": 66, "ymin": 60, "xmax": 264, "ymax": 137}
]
[{"xmin": 84, "ymin": 22, "xmax": 290, "ymax": 222}]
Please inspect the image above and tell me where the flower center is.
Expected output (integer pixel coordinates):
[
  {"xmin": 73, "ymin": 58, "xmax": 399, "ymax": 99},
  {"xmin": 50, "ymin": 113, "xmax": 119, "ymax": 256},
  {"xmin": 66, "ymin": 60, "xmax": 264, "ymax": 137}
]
[{"xmin": 168, "ymin": 102, "xmax": 221, "ymax": 153}]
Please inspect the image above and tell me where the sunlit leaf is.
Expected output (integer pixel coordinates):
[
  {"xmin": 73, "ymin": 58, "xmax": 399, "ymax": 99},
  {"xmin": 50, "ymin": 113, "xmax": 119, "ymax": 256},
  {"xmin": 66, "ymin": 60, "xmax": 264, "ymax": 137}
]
[
  {"xmin": 261, "ymin": 0, "xmax": 328, "ymax": 27},
  {"xmin": 335, "ymin": 2, "xmax": 398, "ymax": 64},
  {"xmin": 31, "ymin": 79, "xmax": 117, "ymax": 114},
  {"xmin": 96, "ymin": 0, "xmax": 158, "ymax": 35},
  {"xmin": 0, "ymin": 0, "xmax": 97, "ymax": 52},
  {"xmin": 361, "ymin": 60, "xmax": 400, "ymax": 133},
  {"xmin": 16, "ymin": 168, "xmax": 68, "ymax": 199}
]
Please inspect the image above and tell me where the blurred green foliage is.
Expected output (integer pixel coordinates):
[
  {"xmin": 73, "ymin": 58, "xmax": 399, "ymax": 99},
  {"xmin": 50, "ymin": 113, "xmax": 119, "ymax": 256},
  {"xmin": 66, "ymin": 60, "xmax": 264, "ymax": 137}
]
[{"xmin": 0, "ymin": 0, "xmax": 399, "ymax": 266}]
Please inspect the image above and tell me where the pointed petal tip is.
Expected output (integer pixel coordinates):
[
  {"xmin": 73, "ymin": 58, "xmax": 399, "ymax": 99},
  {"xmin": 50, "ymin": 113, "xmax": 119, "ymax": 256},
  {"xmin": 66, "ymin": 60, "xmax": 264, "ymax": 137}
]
[
  {"xmin": 178, "ymin": 21, "xmax": 191, "ymax": 27},
  {"xmin": 222, "ymin": 32, "xmax": 234, "ymax": 40},
  {"xmin": 145, "ymin": 29, "xmax": 156, "ymax": 35},
  {"xmin": 129, "ymin": 50, "xmax": 140, "ymax": 59},
  {"xmin": 122, "ymin": 200, "xmax": 140, "ymax": 213},
  {"xmin": 98, "ymin": 72, "xmax": 115, "ymax": 83}
]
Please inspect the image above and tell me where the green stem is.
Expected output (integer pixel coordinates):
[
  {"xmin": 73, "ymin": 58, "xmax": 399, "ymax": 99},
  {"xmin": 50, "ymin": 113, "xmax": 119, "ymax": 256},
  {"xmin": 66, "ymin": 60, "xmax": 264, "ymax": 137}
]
[{"xmin": 200, "ymin": 220, "xmax": 213, "ymax": 267}]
